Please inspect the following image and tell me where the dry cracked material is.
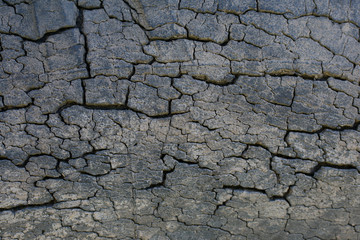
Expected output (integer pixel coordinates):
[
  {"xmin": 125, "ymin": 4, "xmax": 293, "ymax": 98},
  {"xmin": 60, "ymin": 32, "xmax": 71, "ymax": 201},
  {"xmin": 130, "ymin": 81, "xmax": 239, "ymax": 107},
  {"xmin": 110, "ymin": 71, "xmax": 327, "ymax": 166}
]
[{"xmin": 0, "ymin": 0, "xmax": 360, "ymax": 239}]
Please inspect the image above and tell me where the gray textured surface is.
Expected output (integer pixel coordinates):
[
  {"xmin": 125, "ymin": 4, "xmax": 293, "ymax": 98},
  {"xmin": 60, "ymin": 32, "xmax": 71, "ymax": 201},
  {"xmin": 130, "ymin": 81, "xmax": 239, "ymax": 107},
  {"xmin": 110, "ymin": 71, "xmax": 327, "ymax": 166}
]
[{"xmin": 0, "ymin": 0, "xmax": 360, "ymax": 239}]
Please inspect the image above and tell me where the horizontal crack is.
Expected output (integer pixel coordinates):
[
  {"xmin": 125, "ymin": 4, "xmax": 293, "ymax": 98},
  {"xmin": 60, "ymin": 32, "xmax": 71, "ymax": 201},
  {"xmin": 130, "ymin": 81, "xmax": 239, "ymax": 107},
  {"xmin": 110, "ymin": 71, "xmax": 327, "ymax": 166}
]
[
  {"xmin": 56, "ymin": 103, "xmax": 182, "ymax": 119},
  {"xmin": 308, "ymin": 162, "xmax": 360, "ymax": 176},
  {"xmin": 0, "ymin": 200, "xmax": 57, "ymax": 213}
]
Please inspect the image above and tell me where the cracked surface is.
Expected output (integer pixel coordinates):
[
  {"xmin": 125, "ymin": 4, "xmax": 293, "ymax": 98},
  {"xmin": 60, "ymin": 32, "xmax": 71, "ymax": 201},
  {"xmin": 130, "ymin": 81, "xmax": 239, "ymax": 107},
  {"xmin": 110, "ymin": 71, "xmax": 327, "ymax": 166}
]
[{"xmin": 0, "ymin": 0, "xmax": 360, "ymax": 239}]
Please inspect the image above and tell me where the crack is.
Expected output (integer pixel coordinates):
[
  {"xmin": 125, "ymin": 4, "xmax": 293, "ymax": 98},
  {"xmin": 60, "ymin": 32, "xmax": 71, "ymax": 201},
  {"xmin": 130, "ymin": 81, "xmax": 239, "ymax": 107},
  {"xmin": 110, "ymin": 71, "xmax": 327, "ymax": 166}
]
[
  {"xmin": 308, "ymin": 162, "xmax": 360, "ymax": 176},
  {"xmin": 0, "ymin": 199, "xmax": 57, "ymax": 213},
  {"xmin": 0, "ymin": 3, "xmax": 359, "ymax": 239},
  {"xmin": 0, "ymin": 26, "xmax": 79, "ymax": 43},
  {"xmin": 270, "ymin": 183, "xmax": 294, "ymax": 206},
  {"xmin": 0, "ymin": 104, "xmax": 33, "ymax": 113},
  {"xmin": 242, "ymin": 7, "xmax": 360, "ymax": 29},
  {"xmin": 315, "ymin": 120, "xmax": 360, "ymax": 132},
  {"xmin": 212, "ymin": 189, "xmax": 234, "ymax": 214},
  {"xmin": 77, "ymin": 8, "xmax": 91, "ymax": 106},
  {"xmin": 56, "ymin": 103, "xmax": 183, "ymax": 119},
  {"xmin": 306, "ymin": 26, "xmax": 357, "ymax": 67},
  {"xmin": 141, "ymin": 168, "xmax": 175, "ymax": 190},
  {"xmin": 222, "ymin": 185, "xmax": 267, "ymax": 195},
  {"xmin": 281, "ymin": 120, "xmax": 360, "ymax": 139},
  {"xmin": 242, "ymin": 140, "xmax": 360, "ymax": 174},
  {"xmin": 124, "ymin": 83, "xmax": 131, "ymax": 107},
  {"xmin": 269, "ymin": 157, "xmax": 281, "ymax": 185},
  {"xmin": 15, "ymin": 152, "xmax": 50, "ymax": 168},
  {"xmin": 34, "ymin": 27, "xmax": 79, "ymax": 44}
]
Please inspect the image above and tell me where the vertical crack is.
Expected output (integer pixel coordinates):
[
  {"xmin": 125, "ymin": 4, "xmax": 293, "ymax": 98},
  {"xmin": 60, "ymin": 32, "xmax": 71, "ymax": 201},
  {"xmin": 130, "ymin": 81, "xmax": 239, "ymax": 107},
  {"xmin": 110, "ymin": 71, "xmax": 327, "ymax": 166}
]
[{"xmin": 76, "ymin": 8, "xmax": 91, "ymax": 106}]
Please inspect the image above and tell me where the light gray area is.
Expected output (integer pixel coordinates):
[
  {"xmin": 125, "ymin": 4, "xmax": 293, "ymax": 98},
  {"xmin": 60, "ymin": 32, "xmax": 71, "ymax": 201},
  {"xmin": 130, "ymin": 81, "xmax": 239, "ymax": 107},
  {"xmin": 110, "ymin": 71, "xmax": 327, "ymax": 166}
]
[{"xmin": 0, "ymin": 0, "xmax": 360, "ymax": 239}]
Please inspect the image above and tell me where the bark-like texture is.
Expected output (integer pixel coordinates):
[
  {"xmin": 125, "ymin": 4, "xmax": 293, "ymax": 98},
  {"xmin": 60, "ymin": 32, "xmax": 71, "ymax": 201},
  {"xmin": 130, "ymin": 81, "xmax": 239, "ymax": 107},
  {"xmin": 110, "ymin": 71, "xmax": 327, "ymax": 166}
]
[{"xmin": 0, "ymin": 0, "xmax": 360, "ymax": 239}]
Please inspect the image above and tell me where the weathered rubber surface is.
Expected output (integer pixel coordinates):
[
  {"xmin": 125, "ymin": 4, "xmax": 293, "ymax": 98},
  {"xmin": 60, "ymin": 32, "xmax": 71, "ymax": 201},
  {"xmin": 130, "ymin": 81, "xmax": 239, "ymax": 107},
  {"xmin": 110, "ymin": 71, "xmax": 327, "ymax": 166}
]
[{"xmin": 0, "ymin": 0, "xmax": 359, "ymax": 239}]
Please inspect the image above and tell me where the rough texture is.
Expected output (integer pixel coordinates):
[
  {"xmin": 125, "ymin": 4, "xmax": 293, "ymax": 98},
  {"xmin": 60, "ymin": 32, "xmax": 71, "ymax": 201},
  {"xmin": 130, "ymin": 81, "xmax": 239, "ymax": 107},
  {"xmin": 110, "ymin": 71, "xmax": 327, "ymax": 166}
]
[{"xmin": 0, "ymin": 0, "xmax": 360, "ymax": 239}]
